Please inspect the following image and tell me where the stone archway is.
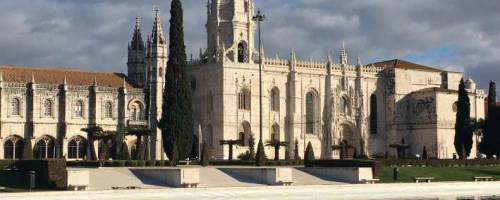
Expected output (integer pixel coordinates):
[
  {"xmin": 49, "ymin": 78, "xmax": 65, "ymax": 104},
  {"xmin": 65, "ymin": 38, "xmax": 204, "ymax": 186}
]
[{"xmin": 333, "ymin": 122, "xmax": 361, "ymax": 159}]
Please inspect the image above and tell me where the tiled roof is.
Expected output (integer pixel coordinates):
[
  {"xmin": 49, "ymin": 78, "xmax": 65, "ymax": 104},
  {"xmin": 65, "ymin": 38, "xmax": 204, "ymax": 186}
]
[
  {"xmin": 0, "ymin": 65, "xmax": 139, "ymax": 89},
  {"xmin": 370, "ymin": 59, "xmax": 443, "ymax": 72}
]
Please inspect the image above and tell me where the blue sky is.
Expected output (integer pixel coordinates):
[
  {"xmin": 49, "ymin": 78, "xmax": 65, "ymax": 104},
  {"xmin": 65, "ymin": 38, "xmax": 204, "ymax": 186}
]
[{"xmin": 0, "ymin": 0, "xmax": 499, "ymax": 94}]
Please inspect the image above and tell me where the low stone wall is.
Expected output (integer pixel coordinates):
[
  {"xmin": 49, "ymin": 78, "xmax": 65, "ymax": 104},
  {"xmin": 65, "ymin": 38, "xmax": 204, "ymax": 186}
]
[
  {"xmin": 302, "ymin": 167, "xmax": 373, "ymax": 183},
  {"xmin": 219, "ymin": 167, "xmax": 293, "ymax": 185},
  {"xmin": 132, "ymin": 168, "xmax": 200, "ymax": 187}
]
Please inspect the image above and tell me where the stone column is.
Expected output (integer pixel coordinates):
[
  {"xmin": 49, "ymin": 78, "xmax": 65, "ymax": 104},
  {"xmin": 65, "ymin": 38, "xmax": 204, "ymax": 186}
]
[{"xmin": 57, "ymin": 79, "xmax": 67, "ymax": 158}]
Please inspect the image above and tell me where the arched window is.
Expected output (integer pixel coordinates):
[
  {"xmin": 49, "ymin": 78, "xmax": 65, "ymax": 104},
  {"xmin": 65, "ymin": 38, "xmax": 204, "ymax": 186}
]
[
  {"xmin": 340, "ymin": 96, "xmax": 349, "ymax": 115},
  {"xmin": 237, "ymin": 42, "xmax": 247, "ymax": 63},
  {"xmin": 271, "ymin": 124, "xmax": 280, "ymax": 141},
  {"xmin": 270, "ymin": 88, "xmax": 280, "ymax": 112},
  {"xmin": 129, "ymin": 102, "xmax": 143, "ymax": 121},
  {"xmin": 75, "ymin": 100, "xmax": 84, "ymax": 117},
  {"xmin": 34, "ymin": 136, "xmax": 56, "ymax": 159},
  {"xmin": 104, "ymin": 102, "xmax": 113, "ymax": 119},
  {"xmin": 370, "ymin": 94, "xmax": 378, "ymax": 135},
  {"xmin": 11, "ymin": 98, "xmax": 20, "ymax": 116},
  {"xmin": 68, "ymin": 136, "xmax": 87, "ymax": 160},
  {"xmin": 3, "ymin": 136, "xmax": 24, "ymax": 159},
  {"xmin": 238, "ymin": 88, "xmax": 251, "ymax": 110},
  {"xmin": 44, "ymin": 99, "xmax": 53, "ymax": 117},
  {"xmin": 239, "ymin": 121, "xmax": 251, "ymax": 146},
  {"xmin": 306, "ymin": 91, "xmax": 317, "ymax": 134}
]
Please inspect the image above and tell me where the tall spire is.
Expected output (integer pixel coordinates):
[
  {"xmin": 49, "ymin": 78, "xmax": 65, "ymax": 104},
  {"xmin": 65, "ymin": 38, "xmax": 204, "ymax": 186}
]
[
  {"xmin": 340, "ymin": 42, "xmax": 348, "ymax": 65},
  {"xmin": 152, "ymin": 8, "xmax": 166, "ymax": 45},
  {"xmin": 130, "ymin": 17, "xmax": 144, "ymax": 50}
]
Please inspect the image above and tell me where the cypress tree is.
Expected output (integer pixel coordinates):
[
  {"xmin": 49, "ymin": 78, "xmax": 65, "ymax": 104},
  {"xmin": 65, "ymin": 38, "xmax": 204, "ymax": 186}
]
[
  {"xmin": 118, "ymin": 141, "xmax": 130, "ymax": 160},
  {"xmin": 159, "ymin": 0, "xmax": 194, "ymax": 160},
  {"xmin": 304, "ymin": 142, "xmax": 315, "ymax": 167},
  {"xmin": 170, "ymin": 141, "xmax": 179, "ymax": 166},
  {"xmin": 248, "ymin": 134, "xmax": 256, "ymax": 160},
  {"xmin": 480, "ymin": 81, "xmax": 497, "ymax": 157},
  {"xmin": 22, "ymin": 139, "xmax": 34, "ymax": 160},
  {"xmin": 201, "ymin": 142, "xmax": 209, "ymax": 167},
  {"xmin": 422, "ymin": 146, "xmax": 428, "ymax": 159},
  {"xmin": 255, "ymin": 140, "xmax": 266, "ymax": 166},
  {"xmin": 454, "ymin": 79, "xmax": 472, "ymax": 159},
  {"xmin": 294, "ymin": 139, "xmax": 300, "ymax": 160}
]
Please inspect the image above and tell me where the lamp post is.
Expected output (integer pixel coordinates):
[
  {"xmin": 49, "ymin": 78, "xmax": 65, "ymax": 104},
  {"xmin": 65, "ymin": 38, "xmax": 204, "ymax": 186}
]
[{"xmin": 253, "ymin": 10, "xmax": 265, "ymax": 145}]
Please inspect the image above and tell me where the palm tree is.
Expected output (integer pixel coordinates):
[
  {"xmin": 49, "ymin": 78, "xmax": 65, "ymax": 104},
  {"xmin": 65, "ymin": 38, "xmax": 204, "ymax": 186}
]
[
  {"xmin": 94, "ymin": 130, "xmax": 117, "ymax": 160},
  {"xmin": 81, "ymin": 126, "xmax": 104, "ymax": 161},
  {"xmin": 126, "ymin": 125, "xmax": 150, "ymax": 160},
  {"xmin": 265, "ymin": 139, "xmax": 289, "ymax": 161}
]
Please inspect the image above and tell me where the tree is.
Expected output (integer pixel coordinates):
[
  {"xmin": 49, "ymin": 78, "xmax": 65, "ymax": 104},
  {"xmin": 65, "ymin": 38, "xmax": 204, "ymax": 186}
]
[
  {"xmin": 284, "ymin": 148, "xmax": 290, "ymax": 161},
  {"xmin": 265, "ymin": 139, "xmax": 289, "ymax": 161},
  {"xmin": 158, "ymin": 0, "xmax": 194, "ymax": 161},
  {"xmin": 422, "ymin": 146, "xmax": 428, "ymax": 159},
  {"xmin": 81, "ymin": 126, "xmax": 103, "ymax": 161},
  {"xmin": 480, "ymin": 81, "xmax": 497, "ymax": 157},
  {"xmin": 118, "ymin": 141, "xmax": 130, "ymax": 160},
  {"xmin": 200, "ymin": 142, "xmax": 209, "ymax": 167},
  {"xmin": 248, "ymin": 134, "xmax": 256, "ymax": 160},
  {"xmin": 95, "ymin": 130, "xmax": 117, "ymax": 160},
  {"xmin": 22, "ymin": 138, "xmax": 33, "ymax": 160},
  {"xmin": 304, "ymin": 142, "xmax": 315, "ymax": 167},
  {"xmin": 294, "ymin": 139, "xmax": 300, "ymax": 160},
  {"xmin": 126, "ymin": 125, "xmax": 150, "ymax": 160},
  {"xmin": 170, "ymin": 141, "xmax": 179, "ymax": 166},
  {"xmin": 455, "ymin": 79, "xmax": 473, "ymax": 159},
  {"xmin": 255, "ymin": 140, "xmax": 267, "ymax": 166}
]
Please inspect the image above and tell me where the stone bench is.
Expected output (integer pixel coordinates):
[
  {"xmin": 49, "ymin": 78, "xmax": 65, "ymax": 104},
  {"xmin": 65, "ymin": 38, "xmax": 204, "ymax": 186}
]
[
  {"xmin": 302, "ymin": 167, "xmax": 374, "ymax": 183},
  {"xmin": 132, "ymin": 168, "xmax": 200, "ymax": 188},
  {"xmin": 219, "ymin": 167, "xmax": 293, "ymax": 186},
  {"xmin": 360, "ymin": 178, "xmax": 380, "ymax": 184},
  {"xmin": 473, "ymin": 176, "xmax": 495, "ymax": 182},
  {"xmin": 412, "ymin": 177, "xmax": 434, "ymax": 183},
  {"xmin": 67, "ymin": 185, "xmax": 88, "ymax": 191}
]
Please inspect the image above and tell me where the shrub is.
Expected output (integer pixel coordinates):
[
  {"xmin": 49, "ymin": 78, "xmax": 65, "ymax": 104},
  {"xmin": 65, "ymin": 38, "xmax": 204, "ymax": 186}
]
[
  {"xmin": 146, "ymin": 160, "xmax": 156, "ymax": 167},
  {"xmin": 126, "ymin": 160, "xmax": 138, "ymax": 167},
  {"xmin": 117, "ymin": 142, "xmax": 130, "ymax": 160},
  {"xmin": 13, "ymin": 159, "xmax": 67, "ymax": 189},
  {"xmin": 137, "ymin": 160, "xmax": 146, "ymax": 167},
  {"xmin": 155, "ymin": 160, "xmax": 165, "ymax": 166},
  {"xmin": 304, "ymin": 142, "xmax": 314, "ymax": 167},
  {"xmin": 237, "ymin": 151, "xmax": 253, "ymax": 161}
]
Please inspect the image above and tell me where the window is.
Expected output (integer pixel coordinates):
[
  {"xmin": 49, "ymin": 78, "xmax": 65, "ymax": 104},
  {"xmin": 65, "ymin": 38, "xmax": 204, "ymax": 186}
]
[
  {"xmin": 129, "ymin": 102, "xmax": 143, "ymax": 121},
  {"xmin": 34, "ymin": 136, "xmax": 56, "ymax": 159},
  {"xmin": 306, "ymin": 91, "xmax": 316, "ymax": 134},
  {"xmin": 104, "ymin": 102, "xmax": 113, "ymax": 119},
  {"xmin": 238, "ymin": 88, "xmax": 251, "ymax": 110},
  {"xmin": 68, "ymin": 136, "xmax": 87, "ymax": 160},
  {"xmin": 11, "ymin": 98, "xmax": 20, "ymax": 116},
  {"xmin": 75, "ymin": 100, "xmax": 84, "ymax": 117},
  {"xmin": 44, "ymin": 99, "xmax": 53, "ymax": 117},
  {"xmin": 270, "ymin": 88, "xmax": 280, "ymax": 112},
  {"xmin": 370, "ymin": 94, "xmax": 378, "ymax": 135},
  {"xmin": 340, "ymin": 96, "xmax": 349, "ymax": 115},
  {"xmin": 237, "ymin": 42, "xmax": 247, "ymax": 63},
  {"xmin": 3, "ymin": 136, "xmax": 24, "ymax": 159},
  {"xmin": 271, "ymin": 124, "xmax": 280, "ymax": 142}
]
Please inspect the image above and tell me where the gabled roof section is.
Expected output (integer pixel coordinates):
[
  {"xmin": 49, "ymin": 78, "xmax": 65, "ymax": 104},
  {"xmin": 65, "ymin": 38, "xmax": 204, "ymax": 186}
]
[
  {"xmin": 0, "ymin": 65, "xmax": 139, "ymax": 89},
  {"xmin": 370, "ymin": 59, "xmax": 443, "ymax": 72}
]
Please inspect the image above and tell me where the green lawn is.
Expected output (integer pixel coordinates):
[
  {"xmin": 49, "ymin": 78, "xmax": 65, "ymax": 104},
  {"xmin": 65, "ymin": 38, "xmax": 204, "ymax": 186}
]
[{"xmin": 380, "ymin": 166, "xmax": 500, "ymax": 183}]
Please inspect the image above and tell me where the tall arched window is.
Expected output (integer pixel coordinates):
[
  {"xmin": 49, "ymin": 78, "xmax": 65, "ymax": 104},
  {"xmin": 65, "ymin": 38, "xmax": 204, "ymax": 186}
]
[
  {"xmin": 129, "ymin": 102, "xmax": 143, "ymax": 121},
  {"xmin": 306, "ymin": 91, "xmax": 317, "ymax": 134},
  {"xmin": 270, "ymin": 87, "xmax": 280, "ymax": 112},
  {"xmin": 238, "ymin": 88, "xmax": 251, "ymax": 110},
  {"xmin": 104, "ymin": 102, "xmax": 113, "ymax": 119},
  {"xmin": 271, "ymin": 124, "xmax": 280, "ymax": 141},
  {"xmin": 68, "ymin": 136, "xmax": 87, "ymax": 160},
  {"xmin": 11, "ymin": 98, "xmax": 20, "ymax": 116},
  {"xmin": 340, "ymin": 96, "xmax": 349, "ymax": 115},
  {"xmin": 75, "ymin": 100, "xmax": 84, "ymax": 117},
  {"xmin": 237, "ymin": 42, "xmax": 247, "ymax": 63},
  {"xmin": 3, "ymin": 136, "xmax": 24, "ymax": 159},
  {"xmin": 34, "ymin": 136, "xmax": 56, "ymax": 159},
  {"xmin": 44, "ymin": 99, "xmax": 53, "ymax": 117},
  {"xmin": 370, "ymin": 94, "xmax": 378, "ymax": 135}
]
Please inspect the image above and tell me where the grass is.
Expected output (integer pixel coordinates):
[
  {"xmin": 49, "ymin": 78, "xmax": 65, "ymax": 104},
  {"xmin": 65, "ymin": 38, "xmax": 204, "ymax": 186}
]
[{"xmin": 380, "ymin": 166, "xmax": 500, "ymax": 183}]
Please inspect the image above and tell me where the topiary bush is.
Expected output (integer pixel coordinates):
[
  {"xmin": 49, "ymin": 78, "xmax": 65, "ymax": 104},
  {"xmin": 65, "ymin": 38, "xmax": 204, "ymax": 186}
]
[{"xmin": 304, "ymin": 142, "xmax": 315, "ymax": 167}]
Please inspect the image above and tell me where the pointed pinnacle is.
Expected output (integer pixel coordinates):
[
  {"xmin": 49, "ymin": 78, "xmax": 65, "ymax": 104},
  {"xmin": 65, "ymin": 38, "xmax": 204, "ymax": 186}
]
[{"xmin": 31, "ymin": 72, "xmax": 35, "ymax": 83}]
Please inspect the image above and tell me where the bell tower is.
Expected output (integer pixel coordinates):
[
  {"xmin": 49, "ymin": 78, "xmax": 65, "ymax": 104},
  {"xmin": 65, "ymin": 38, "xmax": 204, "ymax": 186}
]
[{"xmin": 205, "ymin": 0, "xmax": 256, "ymax": 63}]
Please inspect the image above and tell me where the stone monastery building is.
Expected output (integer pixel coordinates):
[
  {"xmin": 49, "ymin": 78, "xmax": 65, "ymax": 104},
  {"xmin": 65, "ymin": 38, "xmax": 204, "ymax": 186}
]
[{"xmin": 0, "ymin": 0, "xmax": 485, "ymax": 160}]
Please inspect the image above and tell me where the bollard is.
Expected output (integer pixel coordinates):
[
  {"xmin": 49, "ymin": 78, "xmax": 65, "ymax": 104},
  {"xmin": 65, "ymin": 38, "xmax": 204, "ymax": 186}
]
[
  {"xmin": 28, "ymin": 171, "xmax": 36, "ymax": 192},
  {"xmin": 393, "ymin": 167, "xmax": 400, "ymax": 182}
]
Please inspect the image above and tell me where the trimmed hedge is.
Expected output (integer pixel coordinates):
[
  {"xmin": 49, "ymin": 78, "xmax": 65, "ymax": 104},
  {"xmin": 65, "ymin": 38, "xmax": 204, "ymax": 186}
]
[
  {"xmin": 0, "ymin": 160, "xmax": 16, "ymax": 170},
  {"xmin": 12, "ymin": 159, "xmax": 67, "ymax": 190},
  {"xmin": 66, "ymin": 160, "xmax": 304, "ymax": 167},
  {"xmin": 306, "ymin": 159, "xmax": 383, "ymax": 178},
  {"xmin": 379, "ymin": 159, "xmax": 500, "ymax": 167}
]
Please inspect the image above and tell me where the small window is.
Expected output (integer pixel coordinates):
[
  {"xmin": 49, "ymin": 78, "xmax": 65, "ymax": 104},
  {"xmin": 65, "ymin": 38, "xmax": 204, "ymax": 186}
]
[
  {"xmin": 238, "ymin": 88, "xmax": 251, "ymax": 110},
  {"xmin": 11, "ymin": 98, "xmax": 20, "ymax": 116},
  {"xmin": 270, "ymin": 88, "xmax": 280, "ymax": 112},
  {"xmin": 237, "ymin": 42, "xmax": 248, "ymax": 63},
  {"xmin": 104, "ymin": 102, "xmax": 113, "ymax": 119},
  {"xmin": 75, "ymin": 100, "xmax": 84, "ymax": 117},
  {"xmin": 44, "ymin": 99, "xmax": 53, "ymax": 117}
]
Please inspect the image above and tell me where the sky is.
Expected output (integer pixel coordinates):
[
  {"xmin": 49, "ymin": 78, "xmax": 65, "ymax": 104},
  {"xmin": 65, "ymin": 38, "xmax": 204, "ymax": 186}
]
[{"xmin": 0, "ymin": 0, "xmax": 499, "ymax": 94}]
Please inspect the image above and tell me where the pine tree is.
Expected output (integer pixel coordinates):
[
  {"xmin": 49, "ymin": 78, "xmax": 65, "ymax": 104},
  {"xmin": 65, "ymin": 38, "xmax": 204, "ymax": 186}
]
[
  {"xmin": 201, "ymin": 142, "xmax": 209, "ymax": 167},
  {"xmin": 304, "ymin": 142, "xmax": 315, "ymax": 167},
  {"xmin": 294, "ymin": 139, "xmax": 300, "ymax": 160},
  {"xmin": 480, "ymin": 81, "xmax": 497, "ymax": 157},
  {"xmin": 22, "ymin": 139, "xmax": 33, "ymax": 160},
  {"xmin": 454, "ymin": 79, "xmax": 472, "ymax": 159},
  {"xmin": 159, "ymin": 0, "xmax": 194, "ymax": 160},
  {"xmin": 255, "ymin": 140, "xmax": 266, "ymax": 166}
]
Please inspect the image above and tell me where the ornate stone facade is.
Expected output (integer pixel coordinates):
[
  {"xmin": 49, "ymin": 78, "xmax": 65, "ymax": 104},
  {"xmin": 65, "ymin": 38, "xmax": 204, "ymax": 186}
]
[{"xmin": 189, "ymin": 0, "xmax": 485, "ymax": 159}]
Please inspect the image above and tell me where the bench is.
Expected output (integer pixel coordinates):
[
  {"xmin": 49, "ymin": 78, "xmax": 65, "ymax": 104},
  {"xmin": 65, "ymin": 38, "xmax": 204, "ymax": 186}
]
[
  {"xmin": 181, "ymin": 183, "xmax": 198, "ymax": 188},
  {"xmin": 360, "ymin": 179, "xmax": 380, "ymax": 184},
  {"xmin": 412, "ymin": 177, "xmax": 435, "ymax": 183},
  {"xmin": 473, "ymin": 176, "xmax": 495, "ymax": 182},
  {"xmin": 277, "ymin": 181, "xmax": 294, "ymax": 186},
  {"xmin": 178, "ymin": 160, "xmax": 192, "ymax": 165},
  {"xmin": 67, "ymin": 185, "xmax": 88, "ymax": 191}
]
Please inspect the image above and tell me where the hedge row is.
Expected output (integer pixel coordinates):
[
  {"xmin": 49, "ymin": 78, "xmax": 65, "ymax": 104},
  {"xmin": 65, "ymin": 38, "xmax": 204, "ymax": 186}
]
[
  {"xmin": 209, "ymin": 160, "xmax": 304, "ymax": 166},
  {"xmin": 379, "ymin": 159, "xmax": 500, "ymax": 167},
  {"xmin": 305, "ymin": 159, "xmax": 383, "ymax": 178},
  {"xmin": 67, "ymin": 160, "xmax": 199, "ymax": 168}
]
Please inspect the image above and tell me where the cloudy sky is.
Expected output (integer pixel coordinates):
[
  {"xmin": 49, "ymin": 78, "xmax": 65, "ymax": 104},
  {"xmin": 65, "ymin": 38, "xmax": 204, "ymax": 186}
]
[{"xmin": 0, "ymin": 0, "xmax": 499, "ymax": 93}]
